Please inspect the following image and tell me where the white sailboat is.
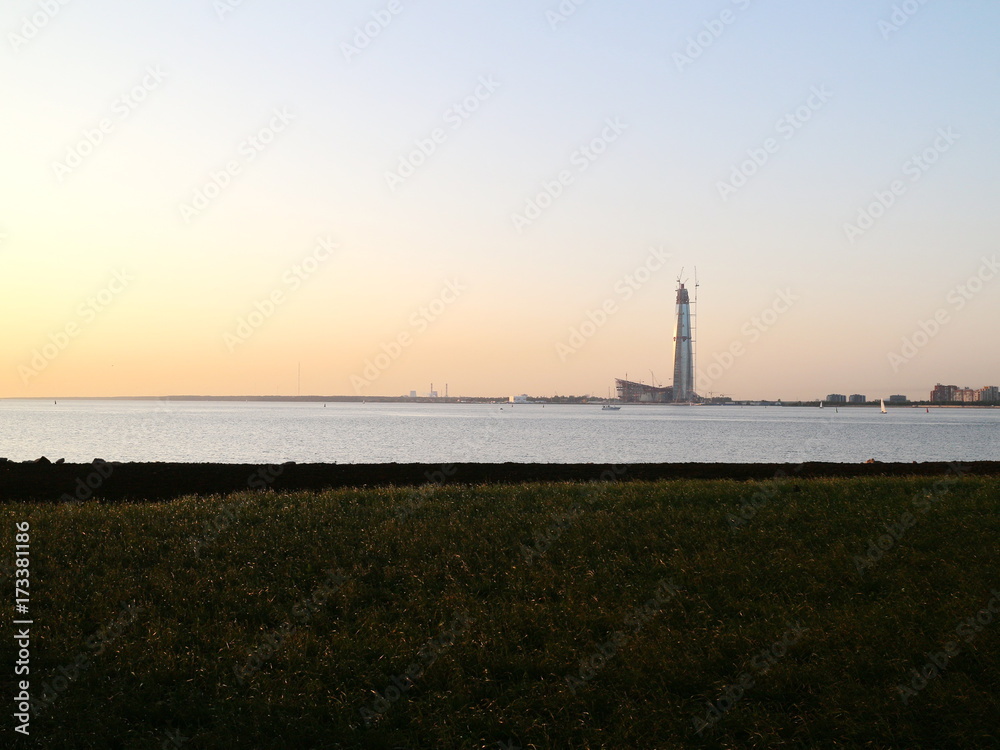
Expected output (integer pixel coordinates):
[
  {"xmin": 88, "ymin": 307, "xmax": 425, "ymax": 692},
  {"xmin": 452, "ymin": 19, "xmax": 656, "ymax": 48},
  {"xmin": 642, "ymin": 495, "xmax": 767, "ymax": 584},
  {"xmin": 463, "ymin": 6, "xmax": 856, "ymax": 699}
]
[{"xmin": 880, "ymin": 398, "xmax": 887, "ymax": 414}]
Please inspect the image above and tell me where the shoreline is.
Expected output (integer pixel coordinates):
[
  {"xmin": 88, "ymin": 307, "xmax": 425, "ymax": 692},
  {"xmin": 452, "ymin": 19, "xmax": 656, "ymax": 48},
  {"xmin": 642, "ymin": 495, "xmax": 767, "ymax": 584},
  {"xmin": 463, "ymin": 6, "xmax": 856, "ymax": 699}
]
[
  {"xmin": 3, "ymin": 460, "xmax": 998, "ymax": 502},
  {"xmin": 3, "ymin": 396, "xmax": 998, "ymax": 407}
]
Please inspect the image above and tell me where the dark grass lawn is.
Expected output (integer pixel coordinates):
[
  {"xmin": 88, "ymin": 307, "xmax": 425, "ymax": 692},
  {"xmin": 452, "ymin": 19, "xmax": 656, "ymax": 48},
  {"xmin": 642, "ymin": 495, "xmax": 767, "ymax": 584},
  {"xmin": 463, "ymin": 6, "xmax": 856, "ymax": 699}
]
[{"xmin": 2, "ymin": 475, "xmax": 999, "ymax": 748}]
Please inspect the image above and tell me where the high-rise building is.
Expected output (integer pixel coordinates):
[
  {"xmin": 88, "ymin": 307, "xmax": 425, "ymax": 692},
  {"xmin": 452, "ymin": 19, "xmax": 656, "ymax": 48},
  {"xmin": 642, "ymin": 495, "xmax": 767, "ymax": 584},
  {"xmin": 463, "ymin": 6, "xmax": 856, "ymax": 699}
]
[
  {"xmin": 849, "ymin": 394, "xmax": 866, "ymax": 404},
  {"xmin": 672, "ymin": 281, "xmax": 694, "ymax": 402},
  {"xmin": 931, "ymin": 384, "xmax": 957, "ymax": 402},
  {"xmin": 615, "ymin": 275, "xmax": 697, "ymax": 403}
]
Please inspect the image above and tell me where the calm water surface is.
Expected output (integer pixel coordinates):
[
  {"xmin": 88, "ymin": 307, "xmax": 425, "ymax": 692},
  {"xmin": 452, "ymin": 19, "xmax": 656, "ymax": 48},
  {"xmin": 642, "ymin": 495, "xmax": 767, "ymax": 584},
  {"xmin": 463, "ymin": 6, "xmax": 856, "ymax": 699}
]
[{"xmin": 1, "ymin": 400, "xmax": 998, "ymax": 464}]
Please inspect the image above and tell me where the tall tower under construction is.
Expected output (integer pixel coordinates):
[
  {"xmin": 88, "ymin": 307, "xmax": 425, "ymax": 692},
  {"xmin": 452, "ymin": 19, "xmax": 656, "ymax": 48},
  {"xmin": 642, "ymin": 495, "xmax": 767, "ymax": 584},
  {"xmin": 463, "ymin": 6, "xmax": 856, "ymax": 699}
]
[
  {"xmin": 614, "ymin": 272, "xmax": 698, "ymax": 404},
  {"xmin": 672, "ymin": 281, "xmax": 694, "ymax": 402}
]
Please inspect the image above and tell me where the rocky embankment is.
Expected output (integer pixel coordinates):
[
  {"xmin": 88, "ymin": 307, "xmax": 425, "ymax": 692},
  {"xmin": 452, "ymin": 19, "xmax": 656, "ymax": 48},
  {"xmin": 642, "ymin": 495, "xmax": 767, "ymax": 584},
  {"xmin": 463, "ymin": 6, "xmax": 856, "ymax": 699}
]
[{"xmin": 2, "ymin": 458, "xmax": 998, "ymax": 502}]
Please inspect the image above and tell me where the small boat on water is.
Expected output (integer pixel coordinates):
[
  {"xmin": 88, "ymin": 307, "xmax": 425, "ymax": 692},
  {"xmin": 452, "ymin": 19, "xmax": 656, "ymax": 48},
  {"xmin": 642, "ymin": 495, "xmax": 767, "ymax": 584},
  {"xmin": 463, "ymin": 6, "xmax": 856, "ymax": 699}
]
[
  {"xmin": 880, "ymin": 399, "xmax": 887, "ymax": 414},
  {"xmin": 601, "ymin": 387, "xmax": 620, "ymax": 410}
]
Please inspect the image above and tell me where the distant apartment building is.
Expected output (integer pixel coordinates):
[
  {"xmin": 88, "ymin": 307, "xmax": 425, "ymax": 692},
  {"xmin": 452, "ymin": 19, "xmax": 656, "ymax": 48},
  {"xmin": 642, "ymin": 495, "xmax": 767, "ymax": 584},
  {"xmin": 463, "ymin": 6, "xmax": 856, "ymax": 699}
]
[
  {"xmin": 931, "ymin": 383, "xmax": 998, "ymax": 403},
  {"xmin": 848, "ymin": 394, "xmax": 866, "ymax": 404},
  {"xmin": 931, "ymin": 384, "xmax": 957, "ymax": 402},
  {"xmin": 826, "ymin": 394, "xmax": 847, "ymax": 403},
  {"xmin": 888, "ymin": 395, "xmax": 907, "ymax": 404}
]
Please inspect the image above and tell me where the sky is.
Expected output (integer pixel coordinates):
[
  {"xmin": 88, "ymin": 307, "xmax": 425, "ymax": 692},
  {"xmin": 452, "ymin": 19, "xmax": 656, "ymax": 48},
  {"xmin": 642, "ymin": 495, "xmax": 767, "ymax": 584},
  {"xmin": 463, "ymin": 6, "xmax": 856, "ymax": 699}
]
[{"xmin": 2, "ymin": 0, "xmax": 998, "ymax": 401}]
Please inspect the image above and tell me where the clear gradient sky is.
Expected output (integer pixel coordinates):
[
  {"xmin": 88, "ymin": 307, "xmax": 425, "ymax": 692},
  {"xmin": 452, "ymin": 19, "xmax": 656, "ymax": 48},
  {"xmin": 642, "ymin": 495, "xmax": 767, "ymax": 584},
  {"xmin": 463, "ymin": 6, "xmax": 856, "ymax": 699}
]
[{"xmin": 2, "ymin": 0, "xmax": 998, "ymax": 401}]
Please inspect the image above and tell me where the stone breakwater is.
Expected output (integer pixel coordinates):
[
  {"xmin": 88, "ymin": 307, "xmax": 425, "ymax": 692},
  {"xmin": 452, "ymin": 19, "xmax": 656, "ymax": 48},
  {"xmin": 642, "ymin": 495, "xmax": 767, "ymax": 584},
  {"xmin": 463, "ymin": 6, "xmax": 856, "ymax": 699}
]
[{"xmin": 2, "ymin": 460, "xmax": 1000, "ymax": 502}]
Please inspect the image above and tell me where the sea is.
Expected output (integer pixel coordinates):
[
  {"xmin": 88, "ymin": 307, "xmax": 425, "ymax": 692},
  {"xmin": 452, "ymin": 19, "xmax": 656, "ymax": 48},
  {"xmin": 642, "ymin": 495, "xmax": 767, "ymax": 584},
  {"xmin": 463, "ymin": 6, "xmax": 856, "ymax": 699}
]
[{"xmin": 1, "ymin": 399, "xmax": 998, "ymax": 464}]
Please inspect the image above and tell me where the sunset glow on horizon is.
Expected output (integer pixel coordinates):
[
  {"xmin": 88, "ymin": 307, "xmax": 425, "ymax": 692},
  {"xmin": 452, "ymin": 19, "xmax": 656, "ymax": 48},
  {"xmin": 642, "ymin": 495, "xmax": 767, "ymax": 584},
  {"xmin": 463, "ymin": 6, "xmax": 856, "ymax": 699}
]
[{"xmin": 3, "ymin": 1, "xmax": 999, "ymax": 401}]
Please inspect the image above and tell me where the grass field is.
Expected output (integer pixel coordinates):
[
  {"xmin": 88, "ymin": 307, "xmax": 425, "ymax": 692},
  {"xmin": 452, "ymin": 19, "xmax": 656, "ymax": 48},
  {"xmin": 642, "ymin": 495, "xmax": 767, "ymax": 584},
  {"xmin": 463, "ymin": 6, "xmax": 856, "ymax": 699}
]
[{"xmin": 3, "ymin": 475, "xmax": 999, "ymax": 748}]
